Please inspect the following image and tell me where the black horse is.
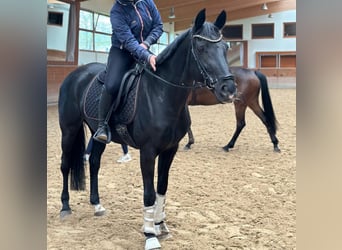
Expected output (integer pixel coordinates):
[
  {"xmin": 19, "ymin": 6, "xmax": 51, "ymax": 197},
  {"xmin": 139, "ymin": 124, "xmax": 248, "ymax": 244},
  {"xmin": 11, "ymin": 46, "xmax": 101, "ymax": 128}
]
[
  {"xmin": 185, "ymin": 67, "xmax": 280, "ymax": 152},
  {"xmin": 58, "ymin": 9, "xmax": 236, "ymax": 250}
]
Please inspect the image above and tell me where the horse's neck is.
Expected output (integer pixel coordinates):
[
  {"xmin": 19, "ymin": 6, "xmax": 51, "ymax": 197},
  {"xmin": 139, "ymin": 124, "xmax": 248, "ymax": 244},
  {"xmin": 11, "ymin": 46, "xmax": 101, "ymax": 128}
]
[
  {"xmin": 140, "ymin": 33, "xmax": 200, "ymax": 116},
  {"xmin": 163, "ymin": 54, "xmax": 192, "ymax": 101},
  {"xmin": 159, "ymin": 37, "xmax": 193, "ymax": 87}
]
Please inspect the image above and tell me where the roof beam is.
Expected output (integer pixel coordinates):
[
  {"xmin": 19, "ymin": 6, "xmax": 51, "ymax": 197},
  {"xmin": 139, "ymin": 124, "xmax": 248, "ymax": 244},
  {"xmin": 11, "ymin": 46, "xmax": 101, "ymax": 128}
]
[
  {"xmin": 156, "ymin": 0, "xmax": 281, "ymax": 12},
  {"xmin": 173, "ymin": 0, "xmax": 296, "ymax": 32}
]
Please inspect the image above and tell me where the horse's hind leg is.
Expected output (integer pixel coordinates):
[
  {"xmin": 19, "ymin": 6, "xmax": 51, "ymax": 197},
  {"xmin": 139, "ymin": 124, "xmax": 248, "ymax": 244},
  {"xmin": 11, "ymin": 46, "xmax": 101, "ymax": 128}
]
[
  {"xmin": 254, "ymin": 70, "xmax": 280, "ymax": 152},
  {"xmin": 223, "ymin": 102, "xmax": 247, "ymax": 152},
  {"xmin": 267, "ymin": 124, "xmax": 280, "ymax": 152},
  {"xmin": 88, "ymin": 139, "xmax": 106, "ymax": 216},
  {"xmin": 60, "ymin": 148, "xmax": 72, "ymax": 217},
  {"xmin": 249, "ymin": 102, "xmax": 280, "ymax": 152},
  {"xmin": 60, "ymin": 125, "xmax": 86, "ymax": 218},
  {"xmin": 184, "ymin": 105, "xmax": 194, "ymax": 150},
  {"xmin": 184, "ymin": 127, "xmax": 194, "ymax": 150}
]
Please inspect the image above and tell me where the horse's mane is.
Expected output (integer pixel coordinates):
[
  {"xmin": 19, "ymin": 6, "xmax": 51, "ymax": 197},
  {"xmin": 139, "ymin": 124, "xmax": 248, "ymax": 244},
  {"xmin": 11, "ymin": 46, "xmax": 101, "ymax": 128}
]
[
  {"xmin": 156, "ymin": 30, "xmax": 190, "ymax": 65},
  {"xmin": 156, "ymin": 22, "xmax": 221, "ymax": 65}
]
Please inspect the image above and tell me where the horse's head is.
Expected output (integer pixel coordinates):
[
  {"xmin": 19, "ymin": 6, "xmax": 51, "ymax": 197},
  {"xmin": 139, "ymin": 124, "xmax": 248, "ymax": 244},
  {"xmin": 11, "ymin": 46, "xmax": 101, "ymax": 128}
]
[{"xmin": 191, "ymin": 9, "xmax": 237, "ymax": 103}]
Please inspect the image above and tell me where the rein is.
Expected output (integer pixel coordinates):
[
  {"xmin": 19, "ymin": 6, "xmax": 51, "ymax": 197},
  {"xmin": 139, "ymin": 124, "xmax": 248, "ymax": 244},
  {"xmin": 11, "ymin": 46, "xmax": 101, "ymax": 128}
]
[{"xmin": 142, "ymin": 66, "xmax": 207, "ymax": 89}]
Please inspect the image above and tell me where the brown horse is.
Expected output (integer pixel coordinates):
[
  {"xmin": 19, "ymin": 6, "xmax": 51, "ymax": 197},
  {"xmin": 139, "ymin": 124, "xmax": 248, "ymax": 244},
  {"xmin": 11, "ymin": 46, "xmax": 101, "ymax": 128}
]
[{"xmin": 185, "ymin": 67, "xmax": 280, "ymax": 152}]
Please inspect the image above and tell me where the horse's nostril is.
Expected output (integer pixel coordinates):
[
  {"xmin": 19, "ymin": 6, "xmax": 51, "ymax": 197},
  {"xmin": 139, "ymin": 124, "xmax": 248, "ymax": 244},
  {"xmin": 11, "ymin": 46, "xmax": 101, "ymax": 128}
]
[{"xmin": 221, "ymin": 83, "xmax": 236, "ymax": 95}]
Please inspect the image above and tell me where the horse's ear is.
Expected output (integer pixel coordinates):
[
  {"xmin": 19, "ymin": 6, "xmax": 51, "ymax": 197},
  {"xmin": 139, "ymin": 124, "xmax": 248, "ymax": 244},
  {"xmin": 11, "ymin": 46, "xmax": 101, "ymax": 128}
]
[
  {"xmin": 214, "ymin": 10, "xmax": 226, "ymax": 30},
  {"xmin": 193, "ymin": 8, "xmax": 206, "ymax": 32}
]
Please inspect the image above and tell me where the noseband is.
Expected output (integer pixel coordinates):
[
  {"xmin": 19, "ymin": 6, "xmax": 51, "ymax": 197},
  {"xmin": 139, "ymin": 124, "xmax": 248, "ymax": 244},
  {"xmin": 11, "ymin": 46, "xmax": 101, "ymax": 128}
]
[{"xmin": 191, "ymin": 33, "xmax": 234, "ymax": 89}]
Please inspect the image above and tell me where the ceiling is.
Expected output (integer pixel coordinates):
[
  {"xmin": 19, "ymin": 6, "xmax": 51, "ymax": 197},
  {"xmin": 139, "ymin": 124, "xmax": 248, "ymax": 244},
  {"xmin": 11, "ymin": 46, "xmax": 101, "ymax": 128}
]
[{"xmin": 80, "ymin": 0, "xmax": 296, "ymax": 32}]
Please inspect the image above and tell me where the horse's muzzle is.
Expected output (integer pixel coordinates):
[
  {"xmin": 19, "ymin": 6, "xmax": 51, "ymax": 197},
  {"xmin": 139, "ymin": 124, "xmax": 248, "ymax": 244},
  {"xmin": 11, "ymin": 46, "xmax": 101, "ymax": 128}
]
[{"xmin": 214, "ymin": 77, "xmax": 237, "ymax": 103}]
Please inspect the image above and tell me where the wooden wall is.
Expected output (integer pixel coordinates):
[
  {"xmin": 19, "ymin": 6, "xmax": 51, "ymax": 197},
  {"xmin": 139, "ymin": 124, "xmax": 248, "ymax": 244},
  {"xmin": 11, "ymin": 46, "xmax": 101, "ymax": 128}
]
[
  {"xmin": 258, "ymin": 68, "xmax": 296, "ymax": 78},
  {"xmin": 47, "ymin": 65, "xmax": 77, "ymax": 105}
]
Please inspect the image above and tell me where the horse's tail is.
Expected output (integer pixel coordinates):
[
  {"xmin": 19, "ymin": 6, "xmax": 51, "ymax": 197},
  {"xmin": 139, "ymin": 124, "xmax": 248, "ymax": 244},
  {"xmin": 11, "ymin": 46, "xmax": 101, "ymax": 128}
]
[
  {"xmin": 69, "ymin": 124, "xmax": 86, "ymax": 191},
  {"xmin": 254, "ymin": 70, "xmax": 278, "ymax": 134}
]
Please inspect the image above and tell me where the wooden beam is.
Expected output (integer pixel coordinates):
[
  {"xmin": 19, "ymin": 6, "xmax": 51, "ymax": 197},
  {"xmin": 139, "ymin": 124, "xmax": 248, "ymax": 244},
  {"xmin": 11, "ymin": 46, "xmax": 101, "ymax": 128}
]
[
  {"xmin": 156, "ymin": 0, "xmax": 281, "ymax": 12},
  {"xmin": 158, "ymin": 0, "xmax": 283, "ymax": 25},
  {"xmin": 154, "ymin": 0, "xmax": 206, "ymax": 11},
  {"xmin": 173, "ymin": 0, "xmax": 296, "ymax": 32},
  {"xmin": 227, "ymin": 0, "xmax": 296, "ymax": 21}
]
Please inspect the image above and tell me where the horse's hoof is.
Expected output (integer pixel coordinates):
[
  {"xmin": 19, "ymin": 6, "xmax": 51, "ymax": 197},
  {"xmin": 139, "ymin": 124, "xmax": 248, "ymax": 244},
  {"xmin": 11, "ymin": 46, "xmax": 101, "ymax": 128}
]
[
  {"xmin": 155, "ymin": 222, "xmax": 170, "ymax": 240},
  {"xmin": 94, "ymin": 204, "xmax": 106, "ymax": 216},
  {"xmin": 222, "ymin": 146, "xmax": 229, "ymax": 152},
  {"xmin": 183, "ymin": 145, "xmax": 191, "ymax": 151},
  {"xmin": 145, "ymin": 237, "xmax": 161, "ymax": 250},
  {"xmin": 274, "ymin": 147, "xmax": 281, "ymax": 153},
  {"xmin": 60, "ymin": 209, "xmax": 72, "ymax": 219}
]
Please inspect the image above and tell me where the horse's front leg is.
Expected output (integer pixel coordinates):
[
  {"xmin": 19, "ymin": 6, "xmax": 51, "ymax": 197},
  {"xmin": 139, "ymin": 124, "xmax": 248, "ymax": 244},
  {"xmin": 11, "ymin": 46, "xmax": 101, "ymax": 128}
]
[
  {"xmin": 223, "ymin": 103, "xmax": 247, "ymax": 151},
  {"xmin": 140, "ymin": 149, "xmax": 161, "ymax": 250},
  {"xmin": 89, "ymin": 141, "xmax": 106, "ymax": 216},
  {"xmin": 154, "ymin": 145, "xmax": 178, "ymax": 237}
]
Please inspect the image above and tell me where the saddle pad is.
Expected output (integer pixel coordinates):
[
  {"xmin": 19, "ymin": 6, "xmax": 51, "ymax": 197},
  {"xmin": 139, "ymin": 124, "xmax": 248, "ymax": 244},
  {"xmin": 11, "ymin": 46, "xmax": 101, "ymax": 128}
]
[
  {"xmin": 84, "ymin": 77, "xmax": 102, "ymax": 121},
  {"xmin": 83, "ymin": 75, "xmax": 140, "ymax": 125},
  {"xmin": 115, "ymin": 74, "xmax": 140, "ymax": 124}
]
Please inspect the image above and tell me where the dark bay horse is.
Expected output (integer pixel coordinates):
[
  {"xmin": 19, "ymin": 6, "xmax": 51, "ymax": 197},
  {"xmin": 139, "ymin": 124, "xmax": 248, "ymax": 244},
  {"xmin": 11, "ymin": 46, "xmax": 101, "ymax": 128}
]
[
  {"xmin": 185, "ymin": 67, "xmax": 280, "ymax": 152},
  {"xmin": 58, "ymin": 9, "xmax": 236, "ymax": 249}
]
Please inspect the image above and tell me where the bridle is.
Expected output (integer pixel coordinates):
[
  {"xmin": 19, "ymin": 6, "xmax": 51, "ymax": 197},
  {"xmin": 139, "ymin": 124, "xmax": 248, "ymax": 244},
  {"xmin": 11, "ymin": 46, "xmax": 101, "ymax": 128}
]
[
  {"xmin": 143, "ymin": 30, "xmax": 234, "ymax": 89},
  {"xmin": 191, "ymin": 33, "xmax": 234, "ymax": 89}
]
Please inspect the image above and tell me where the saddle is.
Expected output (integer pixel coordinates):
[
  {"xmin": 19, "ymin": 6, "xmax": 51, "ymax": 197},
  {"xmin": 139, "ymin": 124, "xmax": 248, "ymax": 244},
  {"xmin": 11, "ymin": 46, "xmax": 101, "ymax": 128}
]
[{"xmin": 83, "ymin": 64, "xmax": 144, "ymax": 147}]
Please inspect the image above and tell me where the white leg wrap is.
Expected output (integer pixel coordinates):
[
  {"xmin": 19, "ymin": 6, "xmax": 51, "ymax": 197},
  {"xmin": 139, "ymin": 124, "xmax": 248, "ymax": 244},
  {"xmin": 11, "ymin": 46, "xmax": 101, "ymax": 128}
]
[
  {"xmin": 155, "ymin": 221, "xmax": 170, "ymax": 236},
  {"xmin": 154, "ymin": 193, "xmax": 166, "ymax": 223},
  {"xmin": 94, "ymin": 204, "xmax": 106, "ymax": 216},
  {"xmin": 154, "ymin": 193, "xmax": 169, "ymax": 236},
  {"xmin": 143, "ymin": 205, "xmax": 156, "ymax": 235},
  {"xmin": 145, "ymin": 237, "xmax": 161, "ymax": 250}
]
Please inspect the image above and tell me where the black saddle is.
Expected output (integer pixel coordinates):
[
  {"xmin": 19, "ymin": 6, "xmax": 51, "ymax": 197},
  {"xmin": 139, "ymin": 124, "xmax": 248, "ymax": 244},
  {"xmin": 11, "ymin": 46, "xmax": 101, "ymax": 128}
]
[{"xmin": 83, "ymin": 64, "xmax": 143, "ymax": 147}]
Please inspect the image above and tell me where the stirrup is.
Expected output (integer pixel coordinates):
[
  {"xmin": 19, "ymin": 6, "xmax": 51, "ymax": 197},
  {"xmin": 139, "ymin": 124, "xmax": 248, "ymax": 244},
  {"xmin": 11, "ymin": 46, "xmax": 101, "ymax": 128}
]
[{"xmin": 93, "ymin": 124, "xmax": 111, "ymax": 144}]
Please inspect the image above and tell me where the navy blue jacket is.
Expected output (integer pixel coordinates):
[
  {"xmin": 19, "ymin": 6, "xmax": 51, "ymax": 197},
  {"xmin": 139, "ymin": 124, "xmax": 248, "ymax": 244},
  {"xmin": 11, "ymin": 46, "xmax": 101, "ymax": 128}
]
[{"xmin": 110, "ymin": 0, "xmax": 163, "ymax": 63}]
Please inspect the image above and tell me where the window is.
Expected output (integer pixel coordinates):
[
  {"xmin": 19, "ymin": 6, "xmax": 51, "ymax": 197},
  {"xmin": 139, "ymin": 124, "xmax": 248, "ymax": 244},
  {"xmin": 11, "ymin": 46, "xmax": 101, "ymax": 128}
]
[
  {"xmin": 150, "ymin": 32, "xmax": 169, "ymax": 55},
  {"xmin": 47, "ymin": 1, "xmax": 71, "ymax": 63},
  {"xmin": 252, "ymin": 23, "xmax": 274, "ymax": 39},
  {"xmin": 222, "ymin": 25, "xmax": 243, "ymax": 40},
  {"xmin": 284, "ymin": 22, "xmax": 296, "ymax": 37},
  {"xmin": 79, "ymin": 10, "xmax": 111, "ymax": 52},
  {"xmin": 48, "ymin": 11, "xmax": 63, "ymax": 26},
  {"xmin": 227, "ymin": 41, "xmax": 245, "ymax": 67},
  {"xmin": 79, "ymin": 30, "xmax": 93, "ymax": 51}
]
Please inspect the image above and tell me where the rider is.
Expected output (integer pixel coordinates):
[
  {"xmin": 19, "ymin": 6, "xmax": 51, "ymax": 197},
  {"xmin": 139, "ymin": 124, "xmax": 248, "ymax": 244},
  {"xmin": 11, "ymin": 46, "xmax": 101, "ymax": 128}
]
[{"xmin": 93, "ymin": 0, "xmax": 163, "ymax": 143}]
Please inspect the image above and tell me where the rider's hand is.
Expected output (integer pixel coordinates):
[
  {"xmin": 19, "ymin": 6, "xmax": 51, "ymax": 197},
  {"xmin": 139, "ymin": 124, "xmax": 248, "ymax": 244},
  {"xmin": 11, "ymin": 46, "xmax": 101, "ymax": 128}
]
[
  {"xmin": 140, "ymin": 43, "xmax": 148, "ymax": 50},
  {"xmin": 149, "ymin": 55, "xmax": 157, "ymax": 71}
]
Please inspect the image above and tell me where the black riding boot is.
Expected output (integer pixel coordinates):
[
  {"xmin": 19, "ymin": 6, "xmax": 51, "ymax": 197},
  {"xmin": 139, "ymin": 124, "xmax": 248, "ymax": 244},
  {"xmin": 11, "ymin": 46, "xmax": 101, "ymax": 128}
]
[{"xmin": 93, "ymin": 86, "xmax": 113, "ymax": 144}]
